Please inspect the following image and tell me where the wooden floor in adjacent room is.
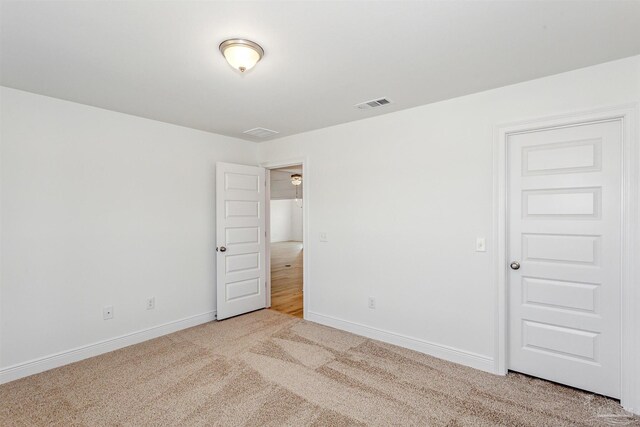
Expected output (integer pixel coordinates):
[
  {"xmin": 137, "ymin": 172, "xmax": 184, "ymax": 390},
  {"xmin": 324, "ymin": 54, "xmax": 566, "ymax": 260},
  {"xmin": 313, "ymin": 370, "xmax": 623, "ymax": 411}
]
[{"xmin": 270, "ymin": 241, "xmax": 303, "ymax": 318}]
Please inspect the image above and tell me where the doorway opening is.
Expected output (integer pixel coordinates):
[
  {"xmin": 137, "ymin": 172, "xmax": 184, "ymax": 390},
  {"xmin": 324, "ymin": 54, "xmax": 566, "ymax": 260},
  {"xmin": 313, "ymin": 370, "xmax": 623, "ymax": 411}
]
[{"xmin": 267, "ymin": 165, "xmax": 304, "ymax": 318}]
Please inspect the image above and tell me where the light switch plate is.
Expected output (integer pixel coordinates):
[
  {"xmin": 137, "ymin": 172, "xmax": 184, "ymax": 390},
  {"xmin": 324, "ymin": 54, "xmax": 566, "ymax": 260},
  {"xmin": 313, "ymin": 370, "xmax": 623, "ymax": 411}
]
[
  {"xmin": 320, "ymin": 232, "xmax": 328, "ymax": 242},
  {"xmin": 476, "ymin": 237, "xmax": 486, "ymax": 252}
]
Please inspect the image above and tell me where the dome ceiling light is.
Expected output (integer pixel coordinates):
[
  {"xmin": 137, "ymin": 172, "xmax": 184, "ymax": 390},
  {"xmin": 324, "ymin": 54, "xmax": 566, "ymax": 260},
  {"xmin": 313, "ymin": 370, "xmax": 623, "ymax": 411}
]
[
  {"xmin": 219, "ymin": 39, "xmax": 264, "ymax": 73},
  {"xmin": 291, "ymin": 174, "xmax": 302, "ymax": 207}
]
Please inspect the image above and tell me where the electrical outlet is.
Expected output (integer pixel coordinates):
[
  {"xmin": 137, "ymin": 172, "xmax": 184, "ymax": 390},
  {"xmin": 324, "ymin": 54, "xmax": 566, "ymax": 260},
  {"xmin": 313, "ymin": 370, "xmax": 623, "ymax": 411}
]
[
  {"xmin": 146, "ymin": 297, "xmax": 155, "ymax": 310},
  {"xmin": 476, "ymin": 237, "xmax": 486, "ymax": 252},
  {"xmin": 103, "ymin": 305, "xmax": 114, "ymax": 320},
  {"xmin": 319, "ymin": 232, "xmax": 328, "ymax": 242},
  {"xmin": 368, "ymin": 297, "xmax": 376, "ymax": 309}
]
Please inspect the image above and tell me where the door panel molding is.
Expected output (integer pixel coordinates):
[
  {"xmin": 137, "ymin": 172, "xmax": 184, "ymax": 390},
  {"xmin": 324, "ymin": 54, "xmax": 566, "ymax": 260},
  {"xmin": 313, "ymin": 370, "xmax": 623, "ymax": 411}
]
[{"xmin": 493, "ymin": 103, "xmax": 640, "ymax": 414}]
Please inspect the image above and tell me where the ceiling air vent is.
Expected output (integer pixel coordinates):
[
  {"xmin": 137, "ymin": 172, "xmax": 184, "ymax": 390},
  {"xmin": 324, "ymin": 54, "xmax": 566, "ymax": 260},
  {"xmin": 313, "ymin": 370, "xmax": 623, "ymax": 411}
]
[
  {"xmin": 354, "ymin": 97, "xmax": 393, "ymax": 110},
  {"xmin": 243, "ymin": 127, "xmax": 280, "ymax": 138}
]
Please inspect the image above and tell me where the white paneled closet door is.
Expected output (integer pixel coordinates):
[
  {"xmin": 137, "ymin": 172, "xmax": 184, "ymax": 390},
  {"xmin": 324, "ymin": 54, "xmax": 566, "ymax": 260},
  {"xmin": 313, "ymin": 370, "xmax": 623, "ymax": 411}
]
[{"xmin": 507, "ymin": 120, "xmax": 622, "ymax": 398}]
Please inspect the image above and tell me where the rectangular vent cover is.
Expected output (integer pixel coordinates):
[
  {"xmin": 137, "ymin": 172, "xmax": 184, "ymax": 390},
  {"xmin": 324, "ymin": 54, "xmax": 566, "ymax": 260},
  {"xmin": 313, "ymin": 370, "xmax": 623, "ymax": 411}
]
[
  {"xmin": 355, "ymin": 97, "xmax": 392, "ymax": 110},
  {"xmin": 243, "ymin": 127, "xmax": 280, "ymax": 138}
]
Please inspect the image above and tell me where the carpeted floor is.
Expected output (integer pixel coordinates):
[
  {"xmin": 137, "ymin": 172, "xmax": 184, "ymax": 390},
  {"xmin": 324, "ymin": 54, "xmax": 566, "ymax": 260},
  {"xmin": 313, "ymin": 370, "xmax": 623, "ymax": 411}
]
[{"xmin": 1, "ymin": 310, "xmax": 638, "ymax": 426}]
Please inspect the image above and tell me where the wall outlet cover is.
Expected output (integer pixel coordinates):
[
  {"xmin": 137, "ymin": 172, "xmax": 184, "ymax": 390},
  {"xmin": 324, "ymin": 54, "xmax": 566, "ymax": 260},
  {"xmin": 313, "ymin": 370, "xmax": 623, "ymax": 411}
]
[{"xmin": 103, "ymin": 305, "xmax": 114, "ymax": 320}]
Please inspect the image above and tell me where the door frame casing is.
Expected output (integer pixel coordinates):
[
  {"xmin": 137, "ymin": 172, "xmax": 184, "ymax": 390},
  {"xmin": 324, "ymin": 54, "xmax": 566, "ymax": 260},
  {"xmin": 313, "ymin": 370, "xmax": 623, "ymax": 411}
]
[
  {"xmin": 261, "ymin": 157, "xmax": 309, "ymax": 319},
  {"xmin": 492, "ymin": 103, "xmax": 640, "ymax": 413}
]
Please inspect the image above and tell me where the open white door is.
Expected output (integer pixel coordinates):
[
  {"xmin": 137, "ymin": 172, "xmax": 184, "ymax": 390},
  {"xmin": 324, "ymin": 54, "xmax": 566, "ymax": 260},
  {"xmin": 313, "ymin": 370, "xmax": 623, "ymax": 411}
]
[{"xmin": 216, "ymin": 162, "xmax": 266, "ymax": 320}]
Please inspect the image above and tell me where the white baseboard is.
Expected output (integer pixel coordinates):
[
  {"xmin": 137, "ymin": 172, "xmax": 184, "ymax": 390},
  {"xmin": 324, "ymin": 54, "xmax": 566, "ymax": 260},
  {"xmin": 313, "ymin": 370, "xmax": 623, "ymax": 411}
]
[
  {"xmin": 0, "ymin": 311, "xmax": 216, "ymax": 385},
  {"xmin": 306, "ymin": 311, "xmax": 494, "ymax": 373}
]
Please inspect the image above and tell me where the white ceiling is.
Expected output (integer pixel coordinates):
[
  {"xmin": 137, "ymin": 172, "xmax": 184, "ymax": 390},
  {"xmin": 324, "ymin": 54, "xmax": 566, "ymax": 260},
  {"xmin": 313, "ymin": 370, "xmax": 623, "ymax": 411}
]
[
  {"xmin": 272, "ymin": 165, "xmax": 302, "ymax": 174},
  {"xmin": 2, "ymin": 1, "xmax": 639, "ymax": 142}
]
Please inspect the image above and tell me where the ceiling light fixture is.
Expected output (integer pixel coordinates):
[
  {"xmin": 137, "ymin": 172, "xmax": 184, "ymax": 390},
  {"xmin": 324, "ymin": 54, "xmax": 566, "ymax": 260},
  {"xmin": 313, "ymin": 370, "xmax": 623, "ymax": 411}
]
[
  {"xmin": 219, "ymin": 39, "xmax": 264, "ymax": 73},
  {"xmin": 291, "ymin": 174, "xmax": 302, "ymax": 207}
]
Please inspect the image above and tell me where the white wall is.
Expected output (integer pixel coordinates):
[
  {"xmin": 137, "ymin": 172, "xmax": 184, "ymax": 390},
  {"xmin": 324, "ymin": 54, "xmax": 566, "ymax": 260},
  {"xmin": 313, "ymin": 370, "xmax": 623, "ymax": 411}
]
[
  {"xmin": 258, "ymin": 56, "xmax": 640, "ymax": 371},
  {"xmin": 0, "ymin": 87, "xmax": 257, "ymax": 372},
  {"xmin": 271, "ymin": 200, "xmax": 292, "ymax": 242},
  {"xmin": 270, "ymin": 199, "xmax": 303, "ymax": 242},
  {"xmin": 290, "ymin": 199, "xmax": 303, "ymax": 242}
]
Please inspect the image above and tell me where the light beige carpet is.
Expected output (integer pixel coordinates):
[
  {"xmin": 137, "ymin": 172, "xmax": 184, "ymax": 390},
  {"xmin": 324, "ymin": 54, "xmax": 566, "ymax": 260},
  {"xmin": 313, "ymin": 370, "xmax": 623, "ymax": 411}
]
[{"xmin": 1, "ymin": 309, "xmax": 638, "ymax": 426}]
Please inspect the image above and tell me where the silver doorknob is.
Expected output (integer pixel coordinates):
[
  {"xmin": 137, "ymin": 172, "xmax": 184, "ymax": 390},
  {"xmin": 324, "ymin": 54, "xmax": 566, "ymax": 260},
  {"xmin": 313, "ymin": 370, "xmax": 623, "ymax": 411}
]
[
  {"xmin": 217, "ymin": 246, "xmax": 227, "ymax": 252},
  {"xmin": 510, "ymin": 261, "xmax": 520, "ymax": 270}
]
